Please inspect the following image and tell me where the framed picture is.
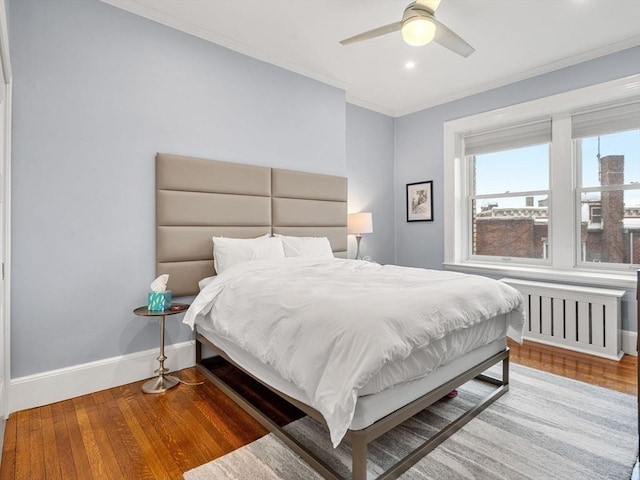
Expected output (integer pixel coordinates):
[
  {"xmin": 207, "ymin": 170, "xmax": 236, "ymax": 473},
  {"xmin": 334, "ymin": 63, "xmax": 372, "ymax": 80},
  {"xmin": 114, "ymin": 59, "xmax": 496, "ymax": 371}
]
[{"xmin": 406, "ymin": 181, "xmax": 433, "ymax": 222}]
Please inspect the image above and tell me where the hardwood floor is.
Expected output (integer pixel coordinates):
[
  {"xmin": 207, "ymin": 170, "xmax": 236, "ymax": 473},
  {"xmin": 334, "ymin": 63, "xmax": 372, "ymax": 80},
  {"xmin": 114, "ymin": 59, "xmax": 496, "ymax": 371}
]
[
  {"xmin": 507, "ymin": 339, "xmax": 637, "ymax": 395},
  {"xmin": 0, "ymin": 341, "xmax": 636, "ymax": 479}
]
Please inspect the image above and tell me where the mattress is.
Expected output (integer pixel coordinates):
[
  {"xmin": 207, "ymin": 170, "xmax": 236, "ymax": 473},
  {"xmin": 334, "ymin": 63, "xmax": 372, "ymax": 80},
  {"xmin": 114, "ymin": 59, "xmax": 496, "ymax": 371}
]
[{"xmin": 197, "ymin": 315, "xmax": 508, "ymax": 431}]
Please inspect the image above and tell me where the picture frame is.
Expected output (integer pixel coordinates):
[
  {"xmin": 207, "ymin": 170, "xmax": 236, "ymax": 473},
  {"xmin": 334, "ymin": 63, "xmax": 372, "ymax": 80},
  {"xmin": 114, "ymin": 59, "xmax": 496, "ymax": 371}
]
[{"xmin": 406, "ymin": 181, "xmax": 433, "ymax": 222}]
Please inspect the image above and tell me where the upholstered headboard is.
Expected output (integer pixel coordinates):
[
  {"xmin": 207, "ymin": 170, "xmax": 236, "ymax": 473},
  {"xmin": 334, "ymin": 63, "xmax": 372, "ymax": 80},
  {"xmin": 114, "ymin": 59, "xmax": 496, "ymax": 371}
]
[{"xmin": 155, "ymin": 153, "xmax": 348, "ymax": 296}]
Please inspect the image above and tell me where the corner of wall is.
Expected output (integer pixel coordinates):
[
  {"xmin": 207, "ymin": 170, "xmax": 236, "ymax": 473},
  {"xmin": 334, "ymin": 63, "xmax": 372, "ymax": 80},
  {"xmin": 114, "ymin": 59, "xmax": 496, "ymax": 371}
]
[{"xmin": 392, "ymin": 117, "xmax": 399, "ymax": 265}]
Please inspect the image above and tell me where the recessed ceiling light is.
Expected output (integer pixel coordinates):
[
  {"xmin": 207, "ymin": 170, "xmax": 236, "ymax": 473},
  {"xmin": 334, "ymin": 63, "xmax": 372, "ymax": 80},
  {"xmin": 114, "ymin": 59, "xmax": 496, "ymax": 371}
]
[{"xmin": 405, "ymin": 61, "xmax": 416, "ymax": 69}]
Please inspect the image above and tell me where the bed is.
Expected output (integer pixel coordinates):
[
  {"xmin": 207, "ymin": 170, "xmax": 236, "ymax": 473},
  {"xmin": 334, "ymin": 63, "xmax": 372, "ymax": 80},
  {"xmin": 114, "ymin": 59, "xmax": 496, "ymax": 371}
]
[{"xmin": 155, "ymin": 153, "xmax": 525, "ymax": 479}]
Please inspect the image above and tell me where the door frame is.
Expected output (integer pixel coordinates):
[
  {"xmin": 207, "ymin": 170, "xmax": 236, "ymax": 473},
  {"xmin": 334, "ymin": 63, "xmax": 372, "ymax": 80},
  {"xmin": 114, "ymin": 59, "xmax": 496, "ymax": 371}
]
[
  {"xmin": 0, "ymin": 83, "xmax": 10, "ymax": 419},
  {"xmin": 0, "ymin": 0, "xmax": 12, "ymax": 419}
]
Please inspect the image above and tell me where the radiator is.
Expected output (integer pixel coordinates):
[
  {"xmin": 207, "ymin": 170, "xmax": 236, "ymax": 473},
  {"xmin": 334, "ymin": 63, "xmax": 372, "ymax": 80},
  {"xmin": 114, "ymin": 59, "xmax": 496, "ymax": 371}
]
[{"xmin": 501, "ymin": 278, "xmax": 626, "ymax": 361}]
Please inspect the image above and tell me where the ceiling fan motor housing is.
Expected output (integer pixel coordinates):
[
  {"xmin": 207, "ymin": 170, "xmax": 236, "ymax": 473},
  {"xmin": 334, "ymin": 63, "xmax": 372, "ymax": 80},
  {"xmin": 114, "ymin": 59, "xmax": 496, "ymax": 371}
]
[{"xmin": 402, "ymin": 3, "xmax": 436, "ymax": 25}]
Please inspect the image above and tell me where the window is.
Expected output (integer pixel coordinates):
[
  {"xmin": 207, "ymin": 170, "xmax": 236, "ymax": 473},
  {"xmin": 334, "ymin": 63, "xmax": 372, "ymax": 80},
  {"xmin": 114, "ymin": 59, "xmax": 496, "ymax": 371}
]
[
  {"xmin": 466, "ymin": 120, "xmax": 551, "ymax": 262},
  {"xmin": 444, "ymin": 75, "xmax": 640, "ymax": 287},
  {"xmin": 573, "ymin": 104, "xmax": 640, "ymax": 268},
  {"xmin": 588, "ymin": 206, "xmax": 602, "ymax": 228}
]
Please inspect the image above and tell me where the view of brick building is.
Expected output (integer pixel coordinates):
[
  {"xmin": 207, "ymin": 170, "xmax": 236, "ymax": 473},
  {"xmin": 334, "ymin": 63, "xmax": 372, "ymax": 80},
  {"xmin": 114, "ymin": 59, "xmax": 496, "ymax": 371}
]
[{"xmin": 474, "ymin": 155, "xmax": 640, "ymax": 264}]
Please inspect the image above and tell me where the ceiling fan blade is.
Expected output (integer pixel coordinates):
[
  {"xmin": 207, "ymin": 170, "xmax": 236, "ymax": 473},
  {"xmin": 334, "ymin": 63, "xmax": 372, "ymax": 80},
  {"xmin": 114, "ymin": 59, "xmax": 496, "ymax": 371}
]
[
  {"xmin": 433, "ymin": 20, "xmax": 475, "ymax": 57},
  {"xmin": 339, "ymin": 21, "xmax": 402, "ymax": 46},
  {"xmin": 415, "ymin": 0, "xmax": 442, "ymax": 13}
]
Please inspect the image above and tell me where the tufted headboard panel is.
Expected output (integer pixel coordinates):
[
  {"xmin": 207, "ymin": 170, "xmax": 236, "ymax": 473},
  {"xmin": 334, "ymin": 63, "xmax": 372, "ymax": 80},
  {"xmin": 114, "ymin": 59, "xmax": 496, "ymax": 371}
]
[{"xmin": 155, "ymin": 153, "xmax": 347, "ymax": 296}]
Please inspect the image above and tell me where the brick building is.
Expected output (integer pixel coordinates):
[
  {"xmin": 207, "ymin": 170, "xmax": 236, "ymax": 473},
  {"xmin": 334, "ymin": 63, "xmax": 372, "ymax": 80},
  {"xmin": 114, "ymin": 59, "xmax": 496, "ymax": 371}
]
[{"xmin": 474, "ymin": 155, "xmax": 640, "ymax": 264}]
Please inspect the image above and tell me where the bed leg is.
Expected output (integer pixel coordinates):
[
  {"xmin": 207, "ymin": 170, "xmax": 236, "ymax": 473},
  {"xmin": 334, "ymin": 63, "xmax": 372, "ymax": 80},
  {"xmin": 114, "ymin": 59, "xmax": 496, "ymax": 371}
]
[
  {"xmin": 503, "ymin": 353, "xmax": 510, "ymax": 386},
  {"xmin": 352, "ymin": 437, "xmax": 368, "ymax": 480},
  {"xmin": 196, "ymin": 337, "xmax": 202, "ymax": 364}
]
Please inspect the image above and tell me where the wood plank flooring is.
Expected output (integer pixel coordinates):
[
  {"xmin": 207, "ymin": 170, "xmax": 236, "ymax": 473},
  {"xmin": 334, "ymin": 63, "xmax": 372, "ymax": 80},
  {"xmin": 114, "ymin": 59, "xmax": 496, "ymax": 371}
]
[
  {"xmin": 507, "ymin": 338, "xmax": 637, "ymax": 395},
  {"xmin": 1, "ymin": 340, "xmax": 636, "ymax": 479}
]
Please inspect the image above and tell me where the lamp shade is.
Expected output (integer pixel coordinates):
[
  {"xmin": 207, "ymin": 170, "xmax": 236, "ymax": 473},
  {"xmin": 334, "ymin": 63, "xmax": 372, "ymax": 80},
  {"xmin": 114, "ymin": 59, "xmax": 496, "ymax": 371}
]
[{"xmin": 348, "ymin": 212, "xmax": 373, "ymax": 235}]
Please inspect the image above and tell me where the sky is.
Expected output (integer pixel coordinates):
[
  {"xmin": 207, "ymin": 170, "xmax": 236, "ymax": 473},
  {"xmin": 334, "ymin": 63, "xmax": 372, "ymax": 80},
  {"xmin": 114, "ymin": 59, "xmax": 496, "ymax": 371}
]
[{"xmin": 474, "ymin": 129, "xmax": 640, "ymax": 210}]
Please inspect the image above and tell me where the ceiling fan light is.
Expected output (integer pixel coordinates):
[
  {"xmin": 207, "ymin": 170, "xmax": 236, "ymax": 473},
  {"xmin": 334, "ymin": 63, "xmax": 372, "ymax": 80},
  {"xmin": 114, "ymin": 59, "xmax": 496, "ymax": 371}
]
[{"xmin": 401, "ymin": 16, "xmax": 436, "ymax": 46}]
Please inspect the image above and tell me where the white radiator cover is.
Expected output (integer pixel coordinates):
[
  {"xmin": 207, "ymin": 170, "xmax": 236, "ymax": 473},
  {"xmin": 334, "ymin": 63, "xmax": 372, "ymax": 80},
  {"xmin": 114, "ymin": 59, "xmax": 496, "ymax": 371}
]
[{"xmin": 501, "ymin": 278, "xmax": 626, "ymax": 361}]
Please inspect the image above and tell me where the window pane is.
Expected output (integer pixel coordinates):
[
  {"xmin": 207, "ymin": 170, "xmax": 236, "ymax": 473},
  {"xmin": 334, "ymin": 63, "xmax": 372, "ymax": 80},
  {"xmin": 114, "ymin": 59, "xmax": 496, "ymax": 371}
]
[
  {"xmin": 580, "ymin": 189, "xmax": 640, "ymax": 265},
  {"xmin": 473, "ymin": 144, "xmax": 549, "ymax": 195},
  {"xmin": 472, "ymin": 195, "xmax": 548, "ymax": 259},
  {"xmin": 579, "ymin": 129, "xmax": 640, "ymax": 187}
]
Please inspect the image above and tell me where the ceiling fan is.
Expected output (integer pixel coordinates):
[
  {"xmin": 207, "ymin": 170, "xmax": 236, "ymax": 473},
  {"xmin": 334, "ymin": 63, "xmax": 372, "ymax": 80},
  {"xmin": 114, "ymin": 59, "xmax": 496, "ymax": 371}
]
[{"xmin": 339, "ymin": 0, "xmax": 475, "ymax": 58}]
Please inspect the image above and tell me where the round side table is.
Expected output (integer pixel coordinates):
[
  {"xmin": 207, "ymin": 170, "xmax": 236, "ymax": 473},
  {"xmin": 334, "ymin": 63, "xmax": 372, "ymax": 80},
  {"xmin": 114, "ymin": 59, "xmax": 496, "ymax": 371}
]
[{"xmin": 133, "ymin": 303, "xmax": 190, "ymax": 394}]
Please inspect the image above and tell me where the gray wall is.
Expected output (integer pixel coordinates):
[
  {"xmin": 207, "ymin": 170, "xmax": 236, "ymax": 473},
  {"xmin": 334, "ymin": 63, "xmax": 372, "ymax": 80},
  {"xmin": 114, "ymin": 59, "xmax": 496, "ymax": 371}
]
[
  {"xmin": 8, "ymin": 0, "xmax": 375, "ymax": 377},
  {"xmin": 346, "ymin": 104, "xmax": 395, "ymax": 265},
  {"xmin": 394, "ymin": 45, "xmax": 640, "ymax": 331}
]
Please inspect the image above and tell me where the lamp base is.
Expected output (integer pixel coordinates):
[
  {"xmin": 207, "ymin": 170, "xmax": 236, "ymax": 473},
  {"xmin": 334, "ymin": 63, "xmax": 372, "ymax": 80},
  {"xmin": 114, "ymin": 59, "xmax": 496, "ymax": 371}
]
[
  {"xmin": 355, "ymin": 235, "xmax": 363, "ymax": 260},
  {"xmin": 142, "ymin": 374, "xmax": 179, "ymax": 394}
]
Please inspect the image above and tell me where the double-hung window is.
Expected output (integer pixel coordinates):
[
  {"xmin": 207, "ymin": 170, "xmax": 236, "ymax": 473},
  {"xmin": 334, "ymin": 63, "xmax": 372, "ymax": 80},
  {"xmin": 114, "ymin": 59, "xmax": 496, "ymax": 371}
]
[
  {"xmin": 465, "ymin": 119, "xmax": 551, "ymax": 263},
  {"xmin": 573, "ymin": 103, "xmax": 640, "ymax": 267},
  {"xmin": 444, "ymin": 75, "xmax": 640, "ymax": 287}
]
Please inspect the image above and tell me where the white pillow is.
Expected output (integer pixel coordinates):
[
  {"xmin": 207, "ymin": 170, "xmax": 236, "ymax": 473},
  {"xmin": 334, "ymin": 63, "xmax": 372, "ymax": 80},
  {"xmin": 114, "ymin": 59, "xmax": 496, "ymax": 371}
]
[
  {"xmin": 274, "ymin": 235, "xmax": 334, "ymax": 258},
  {"xmin": 213, "ymin": 235, "xmax": 285, "ymax": 274}
]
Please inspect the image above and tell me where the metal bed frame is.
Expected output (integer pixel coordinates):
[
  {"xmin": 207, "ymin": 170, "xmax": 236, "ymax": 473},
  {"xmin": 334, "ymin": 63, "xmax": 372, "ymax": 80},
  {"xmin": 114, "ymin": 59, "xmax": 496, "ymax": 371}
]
[
  {"xmin": 195, "ymin": 333, "xmax": 510, "ymax": 480},
  {"xmin": 153, "ymin": 154, "xmax": 512, "ymax": 478}
]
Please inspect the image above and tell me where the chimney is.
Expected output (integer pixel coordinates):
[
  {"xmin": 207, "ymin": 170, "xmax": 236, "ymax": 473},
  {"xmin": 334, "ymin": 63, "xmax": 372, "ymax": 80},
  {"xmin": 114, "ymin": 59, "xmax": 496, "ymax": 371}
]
[
  {"xmin": 600, "ymin": 155, "xmax": 624, "ymax": 263},
  {"xmin": 600, "ymin": 155, "xmax": 624, "ymax": 186}
]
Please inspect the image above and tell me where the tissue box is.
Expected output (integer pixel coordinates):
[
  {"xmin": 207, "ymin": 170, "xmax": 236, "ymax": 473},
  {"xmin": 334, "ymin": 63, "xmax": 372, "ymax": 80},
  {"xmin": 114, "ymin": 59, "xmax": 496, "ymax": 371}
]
[{"xmin": 148, "ymin": 291, "xmax": 172, "ymax": 312}]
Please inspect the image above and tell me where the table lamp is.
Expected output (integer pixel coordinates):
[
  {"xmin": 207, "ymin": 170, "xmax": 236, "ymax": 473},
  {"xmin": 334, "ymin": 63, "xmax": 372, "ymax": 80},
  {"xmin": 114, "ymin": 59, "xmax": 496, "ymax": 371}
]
[{"xmin": 348, "ymin": 212, "xmax": 373, "ymax": 260}]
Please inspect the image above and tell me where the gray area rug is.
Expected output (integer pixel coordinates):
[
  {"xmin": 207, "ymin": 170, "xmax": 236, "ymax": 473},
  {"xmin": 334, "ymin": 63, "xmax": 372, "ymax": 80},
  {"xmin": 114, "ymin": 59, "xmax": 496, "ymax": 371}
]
[{"xmin": 184, "ymin": 364, "xmax": 638, "ymax": 479}]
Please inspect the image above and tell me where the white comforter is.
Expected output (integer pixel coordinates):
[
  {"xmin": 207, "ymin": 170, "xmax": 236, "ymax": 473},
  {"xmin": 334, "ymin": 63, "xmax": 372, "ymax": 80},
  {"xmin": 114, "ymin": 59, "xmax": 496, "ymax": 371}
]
[{"xmin": 184, "ymin": 258, "xmax": 525, "ymax": 447}]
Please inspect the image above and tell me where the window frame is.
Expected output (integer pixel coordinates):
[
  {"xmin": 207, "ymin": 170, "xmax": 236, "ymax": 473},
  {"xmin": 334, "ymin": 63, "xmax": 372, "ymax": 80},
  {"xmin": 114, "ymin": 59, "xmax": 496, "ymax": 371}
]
[
  {"xmin": 443, "ymin": 74, "xmax": 640, "ymax": 289},
  {"xmin": 466, "ymin": 143, "xmax": 552, "ymax": 266},
  {"xmin": 574, "ymin": 129, "xmax": 640, "ymax": 270}
]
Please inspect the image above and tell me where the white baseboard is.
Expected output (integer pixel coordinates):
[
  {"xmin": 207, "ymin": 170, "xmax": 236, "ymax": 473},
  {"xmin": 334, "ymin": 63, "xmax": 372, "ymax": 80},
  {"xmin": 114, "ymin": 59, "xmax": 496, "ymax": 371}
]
[
  {"xmin": 622, "ymin": 329, "xmax": 638, "ymax": 357},
  {"xmin": 9, "ymin": 340, "xmax": 195, "ymax": 414},
  {"xmin": 7, "ymin": 329, "xmax": 638, "ymax": 415}
]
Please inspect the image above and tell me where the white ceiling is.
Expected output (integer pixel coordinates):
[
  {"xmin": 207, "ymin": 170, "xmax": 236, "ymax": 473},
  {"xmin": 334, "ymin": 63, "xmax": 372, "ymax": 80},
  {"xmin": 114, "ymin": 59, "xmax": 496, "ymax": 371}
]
[{"xmin": 101, "ymin": 0, "xmax": 640, "ymax": 117}]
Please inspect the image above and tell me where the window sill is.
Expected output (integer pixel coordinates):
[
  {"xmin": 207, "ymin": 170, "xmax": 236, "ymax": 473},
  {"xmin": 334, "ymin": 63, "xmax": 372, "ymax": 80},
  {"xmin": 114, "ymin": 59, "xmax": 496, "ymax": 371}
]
[{"xmin": 443, "ymin": 262, "xmax": 637, "ymax": 290}]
